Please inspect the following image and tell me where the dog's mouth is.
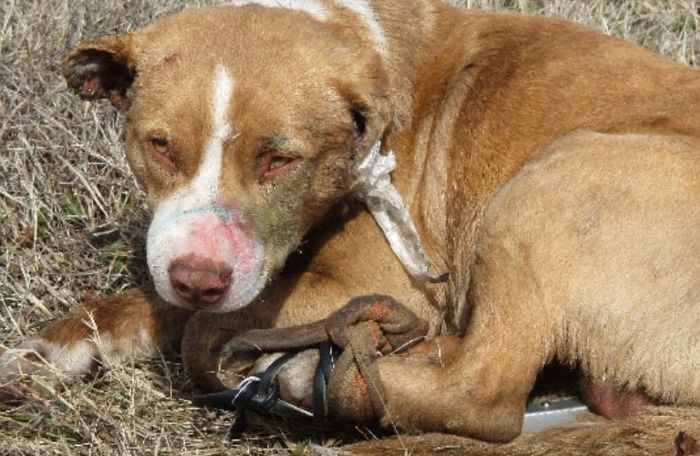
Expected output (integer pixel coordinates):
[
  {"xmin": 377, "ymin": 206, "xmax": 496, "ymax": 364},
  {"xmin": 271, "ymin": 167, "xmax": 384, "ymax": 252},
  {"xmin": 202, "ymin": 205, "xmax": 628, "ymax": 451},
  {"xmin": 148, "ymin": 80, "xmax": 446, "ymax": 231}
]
[{"xmin": 146, "ymin": 201, "xmax": 267, "ymax": 313}]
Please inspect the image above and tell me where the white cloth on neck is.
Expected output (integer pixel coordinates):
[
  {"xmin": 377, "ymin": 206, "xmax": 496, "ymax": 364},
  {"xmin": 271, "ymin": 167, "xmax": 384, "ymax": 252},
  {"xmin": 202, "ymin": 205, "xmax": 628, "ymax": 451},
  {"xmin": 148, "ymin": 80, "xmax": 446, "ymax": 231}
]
[{"xmin": 354, "ymin": 142, "xmax": 443, "ymax": 283}]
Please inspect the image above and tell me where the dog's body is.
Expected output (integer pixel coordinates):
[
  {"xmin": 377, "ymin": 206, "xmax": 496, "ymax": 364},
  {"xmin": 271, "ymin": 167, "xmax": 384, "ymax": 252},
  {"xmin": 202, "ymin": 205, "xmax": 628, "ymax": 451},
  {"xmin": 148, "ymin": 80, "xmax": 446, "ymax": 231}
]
[{"xmin": 2, "ymin": 0, "xmax": 700, "ymax": 443}]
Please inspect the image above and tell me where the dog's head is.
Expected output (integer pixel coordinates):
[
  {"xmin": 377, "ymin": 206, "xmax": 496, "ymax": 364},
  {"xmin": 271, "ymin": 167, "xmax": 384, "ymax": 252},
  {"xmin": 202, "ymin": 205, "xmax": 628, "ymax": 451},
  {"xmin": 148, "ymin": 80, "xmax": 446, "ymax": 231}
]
[{"xmin": 63, "ymin": 5, "xmax": 390, "ymax": 312}]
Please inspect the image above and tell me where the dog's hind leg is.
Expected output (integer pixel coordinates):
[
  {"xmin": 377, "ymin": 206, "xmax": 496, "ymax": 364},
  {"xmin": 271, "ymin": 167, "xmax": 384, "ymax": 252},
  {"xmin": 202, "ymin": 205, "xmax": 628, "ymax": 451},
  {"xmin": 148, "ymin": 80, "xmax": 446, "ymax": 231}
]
[{"xmin": 0, "ymin": 287, "xmax": 192, "ymax": 383}]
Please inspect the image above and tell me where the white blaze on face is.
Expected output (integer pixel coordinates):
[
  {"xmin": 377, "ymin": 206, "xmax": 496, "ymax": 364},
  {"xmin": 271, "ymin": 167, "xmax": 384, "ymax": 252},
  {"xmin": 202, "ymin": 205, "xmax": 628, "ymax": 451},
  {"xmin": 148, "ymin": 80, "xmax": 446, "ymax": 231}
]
[
  {"xmin": 193, "ymin": 66, "xmax": 233, "ymax": 197},
  {"xmin": 146, "ymin": 66, "xmax": 266, "ymax": 313},
  {"xmin": 230, "ymin": 0, "xmax": 329, "ymax": 20}
]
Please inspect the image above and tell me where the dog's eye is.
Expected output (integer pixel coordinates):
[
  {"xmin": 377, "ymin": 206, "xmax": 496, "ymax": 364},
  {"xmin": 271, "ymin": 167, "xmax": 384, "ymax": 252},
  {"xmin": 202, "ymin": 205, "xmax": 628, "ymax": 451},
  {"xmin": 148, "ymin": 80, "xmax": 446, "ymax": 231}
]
[
  {"xmin": 258, "ymin": 152, "xmax": 299, "ymax": 184},
  {"xmin": 149, "ymin": 138, "xmax": 169, "ymax": 154},
  {"xmin": 146, "ymin": 138, "xmax": 176, "ymax": 171},
  {"xmin": 269, "ymin": 156, "xmax": 292, "ymax": 170}
]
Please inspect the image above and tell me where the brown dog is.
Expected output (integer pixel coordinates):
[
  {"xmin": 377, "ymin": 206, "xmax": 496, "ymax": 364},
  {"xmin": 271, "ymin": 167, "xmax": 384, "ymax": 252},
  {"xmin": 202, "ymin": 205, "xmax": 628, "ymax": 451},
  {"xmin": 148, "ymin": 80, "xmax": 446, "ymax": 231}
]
[{"xmin": 2, "ymin": 0, "xmax": 700, "ymax": 443}]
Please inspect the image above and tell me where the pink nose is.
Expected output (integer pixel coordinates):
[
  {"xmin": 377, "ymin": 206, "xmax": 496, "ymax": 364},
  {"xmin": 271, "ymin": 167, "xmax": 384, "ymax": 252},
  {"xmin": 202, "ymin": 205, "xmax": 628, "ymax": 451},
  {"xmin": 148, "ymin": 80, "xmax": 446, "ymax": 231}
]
[{"xmin": 168, "ymin": 256, "xmax": 232, "ymax": 306}]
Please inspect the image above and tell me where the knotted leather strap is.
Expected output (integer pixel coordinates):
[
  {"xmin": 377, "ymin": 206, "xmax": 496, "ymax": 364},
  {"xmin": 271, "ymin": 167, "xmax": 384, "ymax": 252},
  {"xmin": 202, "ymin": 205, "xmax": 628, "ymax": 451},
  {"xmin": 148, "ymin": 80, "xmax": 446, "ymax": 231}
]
[
  {"xmin": 220, "ymin": 295, "xmax": 429, "ymax": 423},
  {"xmin": 324, "ymin": 295, "xmax": 429, "ymax": 421}
]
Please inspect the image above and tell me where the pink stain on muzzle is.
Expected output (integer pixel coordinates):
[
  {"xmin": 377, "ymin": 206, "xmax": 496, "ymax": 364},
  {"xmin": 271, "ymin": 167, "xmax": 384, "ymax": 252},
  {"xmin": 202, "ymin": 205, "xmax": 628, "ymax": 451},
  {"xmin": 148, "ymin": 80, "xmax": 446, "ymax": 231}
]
[{"xmin": 147, "ymin": 203, "xmax": 264, "ymax": 311}]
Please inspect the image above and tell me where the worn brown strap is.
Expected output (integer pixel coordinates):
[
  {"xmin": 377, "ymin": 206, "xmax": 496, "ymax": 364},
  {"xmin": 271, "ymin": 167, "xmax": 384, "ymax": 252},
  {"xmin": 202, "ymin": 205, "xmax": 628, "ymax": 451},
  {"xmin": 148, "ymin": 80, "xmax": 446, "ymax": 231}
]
[
  {"xmin": 326, "ymin": 322, "xmax": 388, "ymax": 421},
  {"xmin": 324, "ymin": 295, "xmax": 429, "ymax": 422},
  {"xmin": 325, "ymin": 295, "xmax": 429, "ymax": 353},
  {"xmin": 218, "ymin": 294, "xmax": 429, "ymax": 423},
  {"xmin": 220, "ymin": 319, "xmax": 328, "ymax": 357}
]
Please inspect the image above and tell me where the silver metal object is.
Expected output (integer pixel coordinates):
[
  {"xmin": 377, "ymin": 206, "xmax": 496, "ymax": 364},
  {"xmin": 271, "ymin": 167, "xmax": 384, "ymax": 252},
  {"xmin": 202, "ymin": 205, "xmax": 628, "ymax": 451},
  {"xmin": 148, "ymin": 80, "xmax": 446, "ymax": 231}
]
[{"xmin": 523, "ymin": 396, "xmax": 590, "ymax": 433}]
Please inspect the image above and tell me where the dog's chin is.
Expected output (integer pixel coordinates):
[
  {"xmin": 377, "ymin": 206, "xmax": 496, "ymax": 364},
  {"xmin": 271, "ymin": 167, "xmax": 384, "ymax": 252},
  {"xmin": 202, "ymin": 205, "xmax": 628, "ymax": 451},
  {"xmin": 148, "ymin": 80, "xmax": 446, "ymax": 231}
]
[
  {"xmin": 209, "ymin": 276, "xmax": 268, "ymax": 313},
  {"xmin": 154, "ymin": 273, "xmax": 268, "ymax": 314}
]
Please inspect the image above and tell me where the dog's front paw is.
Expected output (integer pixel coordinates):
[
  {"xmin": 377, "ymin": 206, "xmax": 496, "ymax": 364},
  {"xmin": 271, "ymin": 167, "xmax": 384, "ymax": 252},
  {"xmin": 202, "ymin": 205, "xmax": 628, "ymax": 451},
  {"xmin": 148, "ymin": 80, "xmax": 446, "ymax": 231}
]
[
  {"xmin": 0, "ymin": 337, "xmax": 96, "ymax": 385},
  {"xmin": 0, "ymin": 341, "xmax": 57, "ymax": 403},
  {"xmin": 0, "ymin": 345, "xmax": 52, "ymax": 385}
]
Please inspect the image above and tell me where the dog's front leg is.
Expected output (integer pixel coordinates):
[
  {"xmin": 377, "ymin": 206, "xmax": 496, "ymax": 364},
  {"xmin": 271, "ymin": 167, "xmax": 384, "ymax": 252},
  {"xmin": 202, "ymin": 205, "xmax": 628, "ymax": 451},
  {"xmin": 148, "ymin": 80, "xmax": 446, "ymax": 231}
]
[
  {"xmin": 0, "ymin": 288, "xmax": 192, "ymax": 383},
  {"xmin": 373, "ymin": 335, "xmax": 539, "ymax": 442},
  {"xmin": 370, "ymin": 277, "xmax": 552, "ymax": 442},
  {"xmin": 310, "ymin": 287, "xmax": 549, "ymax": 442},
  {"xmin": 213, "ymin": 292, "xmax": 536, "ymax": 443}
]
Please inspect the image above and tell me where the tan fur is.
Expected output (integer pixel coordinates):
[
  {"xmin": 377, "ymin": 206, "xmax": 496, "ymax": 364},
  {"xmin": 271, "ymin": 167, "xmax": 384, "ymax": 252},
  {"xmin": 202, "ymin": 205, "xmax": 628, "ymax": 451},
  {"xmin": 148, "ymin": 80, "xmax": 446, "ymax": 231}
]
[
  {"xmin": 373, "ymin": 132, "xmax": 700, "ymax": 441},
  {"xmin": 3, "ymin": 0, "xmax": 700, "ymax": 447}
]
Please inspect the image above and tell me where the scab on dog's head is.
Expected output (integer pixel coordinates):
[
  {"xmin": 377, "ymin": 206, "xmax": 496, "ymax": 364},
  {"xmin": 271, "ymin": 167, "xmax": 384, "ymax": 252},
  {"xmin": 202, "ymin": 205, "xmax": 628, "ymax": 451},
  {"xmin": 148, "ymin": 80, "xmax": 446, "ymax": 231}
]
[{"xmin": 63, "ymin": 5, "xmax": 390, "ymax": 312}]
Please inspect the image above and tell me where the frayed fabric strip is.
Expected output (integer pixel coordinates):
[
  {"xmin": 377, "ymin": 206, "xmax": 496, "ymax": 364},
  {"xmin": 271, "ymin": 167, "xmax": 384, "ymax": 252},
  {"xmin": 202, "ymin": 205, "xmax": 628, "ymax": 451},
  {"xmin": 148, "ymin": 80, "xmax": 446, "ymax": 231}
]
[{"xmin": 354, "ymin": 142, "xmax": 447, "ymax": 283}]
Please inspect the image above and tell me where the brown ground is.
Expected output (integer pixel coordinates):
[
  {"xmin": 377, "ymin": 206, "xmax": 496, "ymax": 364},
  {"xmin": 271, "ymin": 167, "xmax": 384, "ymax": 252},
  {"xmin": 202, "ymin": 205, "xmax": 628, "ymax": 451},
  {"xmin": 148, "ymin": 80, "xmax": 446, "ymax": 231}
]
[{"xmin": 1, "ymin": 0, "xmax": 699, "ymax": 454}]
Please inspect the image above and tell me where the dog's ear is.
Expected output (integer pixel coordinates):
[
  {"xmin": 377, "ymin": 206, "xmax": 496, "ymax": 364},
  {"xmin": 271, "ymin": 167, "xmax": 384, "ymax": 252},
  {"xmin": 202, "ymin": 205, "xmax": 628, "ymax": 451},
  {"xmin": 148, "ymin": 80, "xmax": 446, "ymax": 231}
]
[
  {"xmin": 335, "ymin": 69, "xmax": 391, "ymax": 157},
  {"xmin": 62, "ymin": 34, "xmax": 137, "ymax": 110}
]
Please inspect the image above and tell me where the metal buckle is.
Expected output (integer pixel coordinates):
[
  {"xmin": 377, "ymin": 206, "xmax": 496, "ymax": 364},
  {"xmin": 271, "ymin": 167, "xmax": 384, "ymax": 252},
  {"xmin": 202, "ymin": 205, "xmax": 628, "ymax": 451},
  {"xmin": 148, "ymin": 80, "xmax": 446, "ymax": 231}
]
[{"xmin": 193, "ymin": 350, "xmax": 326, "ymax": 438}]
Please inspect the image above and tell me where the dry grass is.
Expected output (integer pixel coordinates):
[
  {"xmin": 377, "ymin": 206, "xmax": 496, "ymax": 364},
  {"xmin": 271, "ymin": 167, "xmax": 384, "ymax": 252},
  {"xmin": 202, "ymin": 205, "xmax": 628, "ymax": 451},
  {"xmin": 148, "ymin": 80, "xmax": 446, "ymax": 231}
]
[{"xmin": 0, "ymin": 0, "xmax": 698, "ymax": 454}]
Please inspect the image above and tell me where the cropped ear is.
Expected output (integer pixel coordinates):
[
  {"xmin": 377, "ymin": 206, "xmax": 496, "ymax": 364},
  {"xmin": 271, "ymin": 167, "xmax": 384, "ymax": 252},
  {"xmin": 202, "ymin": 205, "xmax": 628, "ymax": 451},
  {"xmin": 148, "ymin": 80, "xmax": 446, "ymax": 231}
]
[{"xmin": 62, "ymin": 34, "xmax": 137, "ymax": 110}]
